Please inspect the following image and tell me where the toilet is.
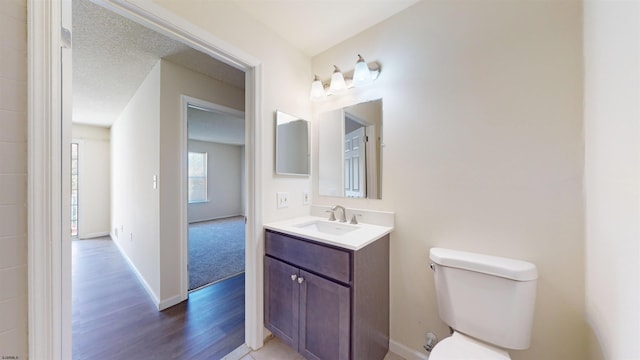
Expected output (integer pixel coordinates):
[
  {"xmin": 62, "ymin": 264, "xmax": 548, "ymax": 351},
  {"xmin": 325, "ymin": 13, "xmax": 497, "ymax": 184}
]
[{"xmin": 428, "ymin": 247, "xmax": 538, "ymax": 359}]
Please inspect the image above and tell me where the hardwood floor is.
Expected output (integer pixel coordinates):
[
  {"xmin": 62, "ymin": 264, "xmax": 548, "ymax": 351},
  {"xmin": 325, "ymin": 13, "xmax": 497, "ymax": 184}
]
[{"xmin": 72, "ymin": 237, "xmax": 245, "ymax": 360}]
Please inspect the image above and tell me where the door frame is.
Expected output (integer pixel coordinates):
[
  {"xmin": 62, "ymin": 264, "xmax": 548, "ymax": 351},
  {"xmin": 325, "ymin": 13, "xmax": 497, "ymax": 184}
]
[
  {"xmin": 180, "ymin": 95, "xmax": 246, "ymax": 299},
  {"xmin": 28, "ymin": 1, "xmax": 264, "ymax": 358}
]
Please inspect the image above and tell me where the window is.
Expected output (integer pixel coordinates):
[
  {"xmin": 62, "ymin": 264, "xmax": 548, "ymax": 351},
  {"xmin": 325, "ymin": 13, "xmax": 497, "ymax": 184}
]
[
  {"xmin": 71, "ymin": 143, "xmax": 78, "ymax": 236},
  {"xmin": 188, "ymin": 152, "xmax": 208, "ymax": 203}
]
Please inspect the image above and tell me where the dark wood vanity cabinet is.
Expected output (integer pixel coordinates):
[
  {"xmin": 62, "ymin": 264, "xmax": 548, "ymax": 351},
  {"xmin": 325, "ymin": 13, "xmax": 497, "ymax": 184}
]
[
  {"xmin": 265, "ymin": 256, "xmax": 350, "ymax": 359},
  {"xmin": 264, "ymin": 229, "xmax": 389, "ymax": 360}
]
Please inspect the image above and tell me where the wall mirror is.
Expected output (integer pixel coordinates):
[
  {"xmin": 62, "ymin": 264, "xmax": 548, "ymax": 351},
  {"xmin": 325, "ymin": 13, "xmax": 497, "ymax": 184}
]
[
  {"xmin": 318, "ymin": 99, "xmax": 382, "ymax": 199},
  {"xmin": 275, "ymin": 110, "xmax": 310, "ymax": 176}
]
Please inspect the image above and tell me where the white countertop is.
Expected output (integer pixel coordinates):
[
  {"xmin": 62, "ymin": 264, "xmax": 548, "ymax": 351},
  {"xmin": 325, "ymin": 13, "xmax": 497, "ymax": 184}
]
[{"xmin": 263, "ymin": 216, "xmax": 393, "ymax": 251}]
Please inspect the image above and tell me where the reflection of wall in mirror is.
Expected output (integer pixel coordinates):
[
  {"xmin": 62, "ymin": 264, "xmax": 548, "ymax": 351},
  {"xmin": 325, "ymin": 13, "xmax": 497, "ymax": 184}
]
[
  {"xmin": 344, "ymin": 101, "xmax": 382, "ymax": 132},
  {"xmin": 276, "ymin": 119, "xmax": 309, "ymax": 175},
  {"xmin": 318, "ymin": 109, "xmax": 345, "ymax": 196}
]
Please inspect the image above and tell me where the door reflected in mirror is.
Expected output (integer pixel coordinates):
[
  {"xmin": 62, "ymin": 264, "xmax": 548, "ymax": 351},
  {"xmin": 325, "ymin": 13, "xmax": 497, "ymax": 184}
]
[
  {"xmin": 318, "ymin": 99, "xmax": 382, "ymax": 199},
  {"xmin": 275, "ymin": 110, "xmax": 310, "ymax": 176}
]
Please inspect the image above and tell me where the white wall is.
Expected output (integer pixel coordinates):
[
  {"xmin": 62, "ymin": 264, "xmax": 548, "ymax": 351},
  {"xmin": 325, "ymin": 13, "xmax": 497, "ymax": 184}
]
[
  {"xmin": 188, "ymin": 140, "xmax": 244, "ymax": 223},
  {"xmin": 0, "ymin": 0, "xmax": 27, "ymax": 357},
  {"xmin": 584, "ymin": 1, "xmax": 640, "ymax": 359},
  {"xmin": 72, "ymin": 124, "xmax": 111, "ymax": 239},
  {"xmin": 318, "ymin": 109, "xmax": 344, "ymax": 196},
  {"xmin": 312, "ymin": 1, "xmax": 585, "ymax": 359},
  {"xmin": 111, "ymin": 61, "xmax": 162, "ymax": 300}
]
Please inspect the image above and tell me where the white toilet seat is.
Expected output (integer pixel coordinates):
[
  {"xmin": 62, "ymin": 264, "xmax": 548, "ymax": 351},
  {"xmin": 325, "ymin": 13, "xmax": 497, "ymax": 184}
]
[{"xmin": 429, "ymin": 332, "xmax": 511, "ymax": 360}]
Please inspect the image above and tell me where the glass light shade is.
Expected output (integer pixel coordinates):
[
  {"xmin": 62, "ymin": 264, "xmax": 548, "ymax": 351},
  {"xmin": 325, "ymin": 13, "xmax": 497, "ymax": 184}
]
[
  {"xmin": 352, "ymin": 55, "xmax": 373, "ymax": 87},
  {"xmin": 329, "ymin": 66, "xmax": 348, "ymax": 95},
  {"xmin": 309, "ymin": 76, "xmax": 326, "ymax": 101}
]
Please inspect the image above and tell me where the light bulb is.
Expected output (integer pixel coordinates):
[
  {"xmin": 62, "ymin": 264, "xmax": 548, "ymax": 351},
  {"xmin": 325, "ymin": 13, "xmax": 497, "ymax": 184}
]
[
  {"xmin": 329, "ymin": 65, "xmax": 347, "ymax": 95},
  {"xmin": 309, "ymin": 75, "xmax": 326, "ymax": 101},
  {"xmin": 352, "ymin": 54, "xmax": 373, "ymax": 87}
]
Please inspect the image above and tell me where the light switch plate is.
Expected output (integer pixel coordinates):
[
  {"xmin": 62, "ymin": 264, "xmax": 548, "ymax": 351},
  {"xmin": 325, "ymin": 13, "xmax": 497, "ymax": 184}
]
[
  {"xmin": 302, "ymin": 190, "xmax": 310, "ymax": 205},
  {"xmin": 277, "ymin": 192, "xmax": 289, "ymax": 208}
]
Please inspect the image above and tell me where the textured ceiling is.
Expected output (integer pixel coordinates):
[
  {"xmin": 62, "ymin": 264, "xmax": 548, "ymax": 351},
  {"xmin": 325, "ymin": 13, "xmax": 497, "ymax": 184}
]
[{"xmin": 72, "ymin": 0, "xmax": 245, "ymax": 128}]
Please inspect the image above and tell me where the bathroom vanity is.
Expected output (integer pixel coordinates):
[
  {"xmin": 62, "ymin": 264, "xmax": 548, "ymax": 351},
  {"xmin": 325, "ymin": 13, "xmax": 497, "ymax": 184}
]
[{"xmin": 264, "ymin": 214, "xmax": 392, "ymax": 360}]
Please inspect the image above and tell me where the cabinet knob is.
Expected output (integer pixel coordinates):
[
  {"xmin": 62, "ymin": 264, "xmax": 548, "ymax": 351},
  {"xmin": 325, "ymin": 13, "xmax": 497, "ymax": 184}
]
[
  {"xmin": 297, "ymin": 277, "xmax": 305, "ymax": 284},
  {"xmin": 291, "ymin": 274, "xmax": 297, "ymax": 281}
]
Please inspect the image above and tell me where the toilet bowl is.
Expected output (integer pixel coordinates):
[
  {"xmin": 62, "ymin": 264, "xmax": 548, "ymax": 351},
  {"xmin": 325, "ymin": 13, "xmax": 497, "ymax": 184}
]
[
  {"xmin": 429, "ymin": 247, "xmax": 538, "ymax": 360},
  {"xmin": 429, "ymin": 331, "xmax": 510, "ymax": 360}
]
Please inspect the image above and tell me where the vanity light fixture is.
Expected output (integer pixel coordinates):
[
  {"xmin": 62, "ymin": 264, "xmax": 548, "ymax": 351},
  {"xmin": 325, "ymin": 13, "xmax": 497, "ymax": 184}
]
[{"xmin": 309, "ymin": 54, "xmax": 381, "ymax": 101}]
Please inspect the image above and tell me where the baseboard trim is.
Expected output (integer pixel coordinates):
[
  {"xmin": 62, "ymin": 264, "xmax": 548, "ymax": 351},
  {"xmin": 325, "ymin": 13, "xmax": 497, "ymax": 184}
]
[
  {"xmin": 111, "ymin": 235, "xmax": 161, "ymax": 310},
  {"xmin": 188, "ymin": 214, "xmax": 244, "ymax": 224},
  {"xmin": 158, "ymin": 294, "xmax": 182, "ymax": 311},
  {"xmin": 390, "ymin": 339, "xmax": 429, "ymax": 360},
  {"xmin": 78, "ymin": 231, "xmax": 110, "ymax": 239},
  {"xmin": 221, "ymin": 343, "xmax": 251, "ymax": 360}
]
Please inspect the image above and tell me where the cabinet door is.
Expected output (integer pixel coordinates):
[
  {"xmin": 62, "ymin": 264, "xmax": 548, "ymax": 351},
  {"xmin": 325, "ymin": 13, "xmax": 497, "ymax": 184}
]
[
  {"xmin": 299, "ymin": 270, "xmax": 350, "ymax": 360},
  {"xmin": 264, "ymin": 256, "xmax": 299, "ymax": 350}
]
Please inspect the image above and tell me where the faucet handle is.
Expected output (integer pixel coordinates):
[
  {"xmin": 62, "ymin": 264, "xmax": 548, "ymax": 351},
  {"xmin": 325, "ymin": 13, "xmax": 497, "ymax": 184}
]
[
  {"xmin": 350, "ymin": 214, "xmax": 362, "ymax": 224},
  {"xmin": 325, "ymin": 210, "xmax": 336, "ymax": 221}
]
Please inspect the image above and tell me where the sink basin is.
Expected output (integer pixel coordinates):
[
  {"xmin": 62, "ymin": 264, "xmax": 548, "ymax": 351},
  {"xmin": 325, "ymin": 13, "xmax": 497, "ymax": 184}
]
[
  {"xmin": 293, "ymin": 220, "xmax": 359, "ymax": 236},
  {"xmin": 264, "ymin": 214, "xmax": 394, "ymax": 250}
]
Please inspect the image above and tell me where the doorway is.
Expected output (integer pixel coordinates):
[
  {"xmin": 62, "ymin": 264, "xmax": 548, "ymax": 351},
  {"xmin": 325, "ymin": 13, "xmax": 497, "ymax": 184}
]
[
  {"xmin": 184, "ymin": 98, "xmax": 247, "ymax": 292},
  {"xmin": 28, "ymin": 0, "xmax": 263, "ymax": 358},
  {"xmin": 68, "ymin": 1, "xmax": 251, "ymax": 356}
]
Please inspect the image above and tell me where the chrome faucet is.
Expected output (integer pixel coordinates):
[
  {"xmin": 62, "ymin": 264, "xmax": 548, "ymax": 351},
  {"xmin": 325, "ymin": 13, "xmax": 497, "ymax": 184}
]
[{"xmin": 331, "ymin": 205, "xmax": 347, "ymax": 223}]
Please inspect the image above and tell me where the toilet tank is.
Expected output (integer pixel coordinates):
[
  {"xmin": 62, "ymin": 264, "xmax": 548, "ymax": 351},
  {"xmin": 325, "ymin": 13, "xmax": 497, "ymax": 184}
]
[{"xmin": 429, "ymin": 248, "xmax": 538, "ymax": 350}]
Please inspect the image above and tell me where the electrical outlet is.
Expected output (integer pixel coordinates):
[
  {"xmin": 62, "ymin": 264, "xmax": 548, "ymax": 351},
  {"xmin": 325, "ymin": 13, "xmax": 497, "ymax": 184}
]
[
  {"xmin": 130, "ymin": 232, "xmax": 133, "ymax": 242},
  {"xmin": 277, "ymin": 192, "xmax": 289, "ymax": 208},
  {"xmin": 302, "ymin": 190, "xmax": 310, "ymax": 205}
]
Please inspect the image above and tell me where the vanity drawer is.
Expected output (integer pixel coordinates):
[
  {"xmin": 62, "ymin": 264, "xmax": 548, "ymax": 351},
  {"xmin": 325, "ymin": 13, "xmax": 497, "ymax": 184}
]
[{"xmin": 265, "ymin": 230, "xmax": 351, "ymax": 284}]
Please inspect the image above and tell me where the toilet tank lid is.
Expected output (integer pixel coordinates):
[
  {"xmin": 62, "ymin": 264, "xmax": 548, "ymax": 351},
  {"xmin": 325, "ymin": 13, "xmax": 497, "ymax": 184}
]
[{"xmin": 430, "ymin": 248, "xmax": 538, "ymax": 281}]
